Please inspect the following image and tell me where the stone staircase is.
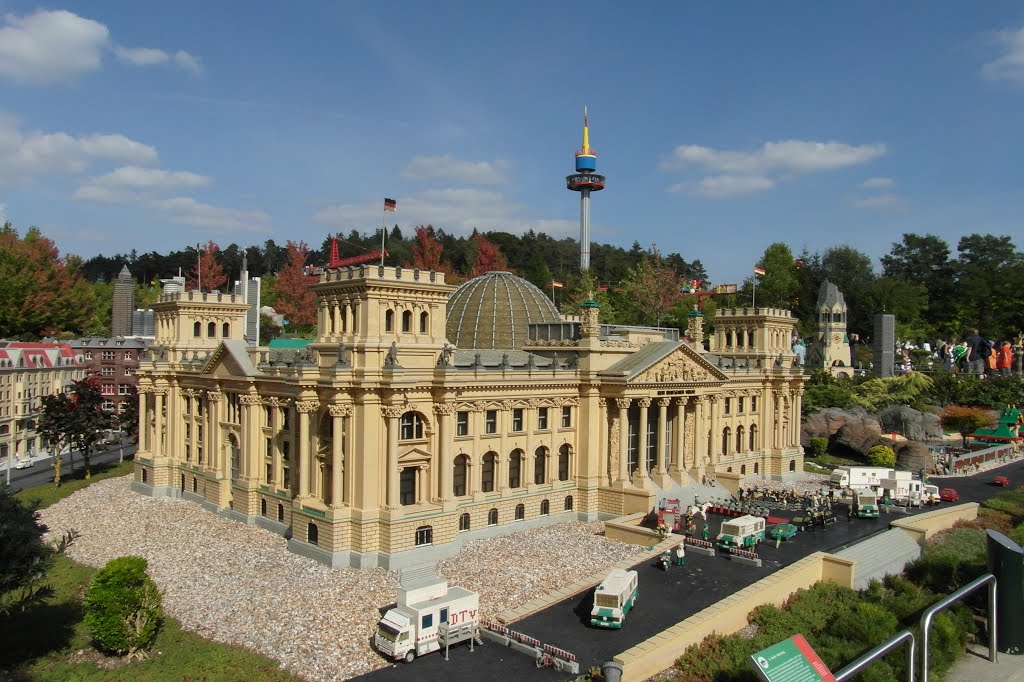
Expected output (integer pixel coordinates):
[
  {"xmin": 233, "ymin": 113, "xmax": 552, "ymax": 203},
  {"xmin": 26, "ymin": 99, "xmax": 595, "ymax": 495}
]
[{"xmin": 833, "ymin": 527, "xmax": 922, "ymax": 590}]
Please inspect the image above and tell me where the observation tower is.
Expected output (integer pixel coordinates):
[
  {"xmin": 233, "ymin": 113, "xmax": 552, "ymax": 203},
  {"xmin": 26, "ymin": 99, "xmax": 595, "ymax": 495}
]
[{"xmin": 566, "ymin": 107, "xmax": 606, "ymax": 271}]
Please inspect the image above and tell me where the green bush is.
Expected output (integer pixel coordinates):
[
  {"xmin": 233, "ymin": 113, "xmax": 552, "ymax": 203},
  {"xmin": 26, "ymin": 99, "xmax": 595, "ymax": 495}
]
[
  {"xmin": 866, "ymin": 445, "xmax": 896, "ymax": 468},
  {"xmin": 83, "ymin": 556, "xmax": 163, "ymax": 658},
  {"xmin": 982, "ymin": 491, "xmax": 1024, "ymax": 521},
  {"xmin": 809, "ymin": 437, "xmax": 829, "ymax": 458},
  {"xmin": 904, "ymin": 528, "xmax": 987, "ymax": 594}
]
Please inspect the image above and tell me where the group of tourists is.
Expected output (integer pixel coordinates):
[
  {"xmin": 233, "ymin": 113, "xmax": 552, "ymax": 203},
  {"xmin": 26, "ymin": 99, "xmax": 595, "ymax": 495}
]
[{"xmin": 937, "ymin": 330, "xmax": 1014, "ymax": 376}]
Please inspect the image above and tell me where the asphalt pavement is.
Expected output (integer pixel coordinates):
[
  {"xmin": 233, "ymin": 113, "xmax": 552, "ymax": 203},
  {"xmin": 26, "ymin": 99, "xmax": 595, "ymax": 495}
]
[{"xmin": 2, "ymin": 441, "xmax": 137, "ymax": 493}]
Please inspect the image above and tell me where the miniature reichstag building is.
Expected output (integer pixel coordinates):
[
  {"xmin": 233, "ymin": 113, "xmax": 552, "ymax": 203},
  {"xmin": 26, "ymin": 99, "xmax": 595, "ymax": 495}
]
[{"xmin": 133, "ymin": 268, "xmax": 806, "ymax": 568}]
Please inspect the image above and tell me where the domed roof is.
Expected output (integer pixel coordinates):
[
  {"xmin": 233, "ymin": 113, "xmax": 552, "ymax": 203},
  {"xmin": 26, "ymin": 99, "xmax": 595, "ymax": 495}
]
[{"xmin": 446, "ymin": 272, "xmax": 562, "ymax": 350}]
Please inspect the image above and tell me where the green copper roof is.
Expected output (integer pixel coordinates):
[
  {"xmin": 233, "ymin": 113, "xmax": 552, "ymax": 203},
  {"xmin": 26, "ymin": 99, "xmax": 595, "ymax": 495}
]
[{"xmin": 268, "ymin": 338, "xmax": 312, "ymax": 349}]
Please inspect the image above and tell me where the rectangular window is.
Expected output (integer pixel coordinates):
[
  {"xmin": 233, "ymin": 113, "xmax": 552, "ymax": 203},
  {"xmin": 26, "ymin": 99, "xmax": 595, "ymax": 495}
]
[
  {"xmin": 724, "ymin": 398, "xmax": 731, "ymax": 415},
  {"xmin": 537, "ymin": 407, "xmax": 548, "ymax": 430},
  {"xmin": 124, "ymin": 367, "xmax": 134, "ymax": 376},
  {"xmin": 118, "ymin": 384, "xmax": 131, "ymax": 395},
  {"xmin": 485, "ymin": 409, "xmax": 497, "ymax": 434},
  {"xmin": 102, "ymin": 351, "xmax": 115, "ymax": 360},
  {"xmin": 101, "ymin": 367, "xmax": 115, "ymax": 376},
  {"xmin": 421, "ymin": 614, "xmax": 433, "ymax": 629},
  {"xmin": 440, "ymin": 607, "xmax": 448, "ymax": 623},
  {"xmin": 456, "ymin": 411, "xmax": 469, "ymax": 437},
  {"xmin": 561, "ymin": 405, "xmax": 572, "ymax": 428},
  {"xmin": 511, "ymin": 408, "xmax": 523, "ymax": 432},
  {"xmin": 738, "ymin": 397, "xmax": 745, "ymax": 414},
  {"xmin": 751, "ymin": 396, "xmax": 758, "ymax": 412}
]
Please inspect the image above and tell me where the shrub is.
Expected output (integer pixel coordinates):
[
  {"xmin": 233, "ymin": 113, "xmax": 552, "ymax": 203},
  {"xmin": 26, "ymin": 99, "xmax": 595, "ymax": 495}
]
[
  {"xmin": 905, "ymin": 528, "xmax": 987, "ymax": 594},
  {"xmin": 865, "ymin": 445, "xmax": 896, "ymax": 468},
  {"xmin": 83, "ymin": 556, "xmax": 163, "ymax": 658},
  {"xmin": 809, "ymin": 437, "xmax": 829, "ymax": 458}
]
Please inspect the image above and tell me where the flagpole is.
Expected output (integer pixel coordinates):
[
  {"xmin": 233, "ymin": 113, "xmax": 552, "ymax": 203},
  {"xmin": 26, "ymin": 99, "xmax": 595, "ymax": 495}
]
[
  {"xmin": 752, "ymin": 277, "xmax": 756, "ymax": 310},
  {"xmin": 197, "ymin": 243, "xmax": 202, "ymax": 292},
  {"xmin": 380, "ymin": 208, "xmax": 386, "ymax": 266}
]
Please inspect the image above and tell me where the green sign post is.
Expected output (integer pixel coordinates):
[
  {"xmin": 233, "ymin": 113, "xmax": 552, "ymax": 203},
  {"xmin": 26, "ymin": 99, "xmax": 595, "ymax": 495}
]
[{"xmin": 750, "ymin": 634, "xmax": 837, "ymax": 682}]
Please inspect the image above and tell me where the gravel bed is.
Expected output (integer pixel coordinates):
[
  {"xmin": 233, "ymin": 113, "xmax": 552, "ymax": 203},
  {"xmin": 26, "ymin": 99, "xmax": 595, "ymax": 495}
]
[{"xmin": 38, "ymin": 476, "xmax": 645, "ymax": 681}]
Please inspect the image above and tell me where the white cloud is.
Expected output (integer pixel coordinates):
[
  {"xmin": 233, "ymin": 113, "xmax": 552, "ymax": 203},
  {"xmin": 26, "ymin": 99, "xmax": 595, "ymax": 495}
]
[
  {"xmin": 74, "ymin": 166, "xmax": 211, "ymax": 204},
  {"xmin": 314, "ymin": 188, "xmax": 575, "ymax": 237},
  {"xmin": 691, "ymin": 175, "xmax": 775, "ymax": 198},
  {"xmin": 0, "ymin": 9, "xmax": 108, "ymax": 84},
  {"xmin": 401, "ymin": 155, "xmax": 507, "ymax": 184},
  {"xmin": 981, "ymin": 26, "xmax": 1024, "ymax": 84},
  {"xmin": 0, "ymin": 202, "xmax": 7, "ymax": 225},
  {"xmin": 114, "ymin": 46, "xmax": 203, "ymax": 74},
  {"xmin": 861, "ymin": 177, "xmax": 893, "ymax": 189},
  {"xmin": 663, "ymin": 140, "xmax": 887, "ymax": 174},
  {"xmin": 0, "ymin": 112, "xmax": 157, "ymax": 187},
  {"xmin": 173, "ymin": 50, "xmax": 203, "ymax": 74},
  {"xmin": 853, "ymin": 193, "xmax": 908, "ymax": 210},
  {"xmin": 114, "ymin": 46, "xmax": 168, "ymax": 65},
  {"xmin": 152, "ymin": 197, "xmax": 271, "ymax": 232}
]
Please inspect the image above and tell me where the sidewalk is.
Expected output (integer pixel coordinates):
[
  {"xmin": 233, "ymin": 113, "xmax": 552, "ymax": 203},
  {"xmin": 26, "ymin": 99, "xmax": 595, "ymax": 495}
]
[{"xmin": 947, "ymin": 644, "xmax": 1024, "ymax": 682}]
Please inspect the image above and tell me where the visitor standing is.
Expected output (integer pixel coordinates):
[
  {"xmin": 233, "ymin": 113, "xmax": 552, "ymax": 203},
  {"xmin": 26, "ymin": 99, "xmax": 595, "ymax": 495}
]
[
  {"xmin": 996, "ymin": 341, "xmax": 1012, "ymax": 376},
  {"xmin": 965, "ymin": 329, "xmax": 988, "ymax": 376}
]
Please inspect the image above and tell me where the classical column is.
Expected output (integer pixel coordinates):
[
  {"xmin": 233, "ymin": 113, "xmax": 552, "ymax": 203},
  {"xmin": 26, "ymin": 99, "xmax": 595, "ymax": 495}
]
[
  {"xmin": 206, "ymin": 392, "xmax": 223, "ymax": 472},
  {"xmin": 774, "ymin": 393, "xmax": 783, "ymax": 449},
  {"xmin": 708, "ymin": 396, "xmax": 720, "ymax": 466},
  {"xmin": 655, "ymin": 398, "xmax": 669, "ymax": 475},
  {"xmin": 296, "ymin": 400, "xmax": 319, "ymax": 499},
  {"xmin": 329, "ymin": 404, "xmax": 350, "ymax": 507},
  {"xmin": 383, "ymin": 406, "xmax": 403, "ymax": 508},
  {"xmin": 615, "ymin": 398, "xmax": 630, "ymax": 483},
  {"xmin": 433, "ymin": 404, "xmax": 454, "ymax": 501},
  {"xmin": 138, "ymin": 389, "xmax": 149, "ymax": 452},
  {"xmin": 153, "ymin": 389, "xmax": 165, "ymax": 457},
  {"xmin": 673, "ymin": 398, "xmax": 688, "ymax": 474},
  {"xmin": 635, "ymin": 398, "xmax": 652, "ymax": 483},
  {"xmin": 240, "ymin": 394, "xmax": 262, "ymax": 480},
  {"xmin": 598, "ymin": 398, "xmax": 608, "ymax": 483},
  {"xmin": 793, "ymin": 390, "xmax": 803, "ymax": 447},
  {"xmin": 694, "ymin": 397, "xmax": 707, "ymax": 468}
]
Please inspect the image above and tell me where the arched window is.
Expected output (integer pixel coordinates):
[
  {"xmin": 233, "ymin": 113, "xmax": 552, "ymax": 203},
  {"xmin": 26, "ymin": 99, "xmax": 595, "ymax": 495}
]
[
  {"xmin": 481, "ymin": 452, "xmax": 496, "ymax": 492},
  {"xmin": 453, "ymin": 454, "xmax": 468, "ymax": 497},
  {"xmin": 459, "ymin": 513, "xmax": 471, "ymax": 532},
  {"xmin": 207, "ymin": 321, "xmax": 216, "ymax": 337},
  {"xmin": 229, "ymin": 434, "xmax": 240, "ymax": 480},
  {"xmin": 754, "ymin": 462, "xmax": 759, "ymax": 474},
  {"xmin": 534, "ymin": 447, "xmax": 547, "ymax": 485},
  {"xmin": 508, "ymin": 450, "xmax": 523, "ymax": 488},
  {"xmin": 722, "ymin": 427, "xmax": 731, "ymax": 456},
  {"xmin": 515, "ymin": 503, "xmax": 525, "ymax": 521},
  {"xmin": 740, "ymin": 464, "xmax": 747, "ymax": 475},
  {"xmin": 385, "ymin": 309, "xmax": 394, "ymax": 332},
  {"xmin": 307, "ymin": 523, "xmax": 319, "ymax": 546},
  {"xmin": 222, "ymin": 322, "xmax": 230, "ymax": 337},
  {"xmin": 193, "ymin": 321, "xmax": 201, "ymax": 337},
  {"xmin": 564, "ymin": 495, "xmax": 574, "ymax": 511},
  {"xmin": 192, "ymin": 477, "xmax": 198, "ymax": 493},
  {"xmin": 260, "ymin": 499, "xmax": 267, "ymax": 516},
  {"xmin": 736, "ymin": 425, "xmax": 745, "ymax": 453},
  {"xmin": 558, "ymin": 444, "xmax": 570, "ymax": 481},
  {"xmin": 750, "ymin": 424, "xmax": 758, "ymax": 451},
  {"xmin": 400, "ymin": 411, "xmax": 424, "ymax": 440},
  {"xmin": 141, "ymin": 469, "xmax": 147, "ymax": 483},
  {"xmin": 277, "ymin": 503, "xmax": 284, "ymax": 522},
  {"xmin": 0, "ymin": 425, "xmax": 8, "ymax": 435},
  {"xmin": 487, "ymin": 508, "xmax": 498, "ymax": 526},
  {"xmin": 415, "ymin": 525, "xmax": 433, "ymax": 546},
  {"xmin": 789, "ymin": 459, "xmax": 796, "ymax": 472},
  {"xmin": 180, "ymin": 474, "xmax": 185, "ymax": 492},
  {"xmin": 420, "ymin": 311, "xmax": 429, "ymax": 333},
  {"xmin": 540, "ymin": 499, "xmax": 550, "ymax": 516},
  {"xmin": 402, "ymin": 310, "xmax": 412, "ymax": 332}
]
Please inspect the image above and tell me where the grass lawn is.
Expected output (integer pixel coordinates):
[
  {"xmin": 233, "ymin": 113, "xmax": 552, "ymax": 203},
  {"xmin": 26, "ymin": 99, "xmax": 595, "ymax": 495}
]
[
  {"xmin": 14, "ymin": 458, "xmax": 135, "ymax": 509},
  {"xmin": 804, "ymin": 453, "xmax": 865, "ymax": 468},
  {"xmin": 3, "ymin": 467, "xmax": 299, "ymax": 681}
]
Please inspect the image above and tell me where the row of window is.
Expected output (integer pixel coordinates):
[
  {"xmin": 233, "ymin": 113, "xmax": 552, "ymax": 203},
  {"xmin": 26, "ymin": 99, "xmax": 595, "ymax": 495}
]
[
  {"xmin": 193, "ymin": 321, "xmax": 230, "ymax": 338},
  {"xmin": 83, "ymin": 351, "xmax": 135, "ymax": 361},
  {"xmin": 99, "ymin": 367, "xmax": 134, "ymax": 376},
  {"xmin": 398, "ymin": 407, "xmax": 573, "ymax": 441},
  {"xmin": 384, "ymin": 309, "xmax": 429, "ymax": 334},
  {"xmin": 100, "ymin": 383, "xmax": 135, "ymax": 395},
  {"xmin": 723, "ymin": 396, "xmax": 757, "ymax": 415}
]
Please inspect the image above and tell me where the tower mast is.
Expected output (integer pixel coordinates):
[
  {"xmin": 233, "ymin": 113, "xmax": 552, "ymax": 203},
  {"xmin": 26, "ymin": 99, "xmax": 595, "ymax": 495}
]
[{"xmin": 566, "ymin": 107, "xmax": 606, "ymax": 271}]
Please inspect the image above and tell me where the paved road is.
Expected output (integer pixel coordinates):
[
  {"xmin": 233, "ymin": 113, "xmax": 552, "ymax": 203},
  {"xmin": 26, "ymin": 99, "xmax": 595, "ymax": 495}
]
[
  {"xmin": 2, "ymin": 441, "xmax": 137, "ymax": 494},
  {"xmin": 355, "ymin": 459, "xmax": 1024, "ymax": 682}
]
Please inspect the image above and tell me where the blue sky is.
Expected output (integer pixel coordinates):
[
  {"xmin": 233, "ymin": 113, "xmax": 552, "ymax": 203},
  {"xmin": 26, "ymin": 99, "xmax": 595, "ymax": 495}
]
[{"xmin": 1, "ymin": 2, "xmax": 1022, "ymax": 285}]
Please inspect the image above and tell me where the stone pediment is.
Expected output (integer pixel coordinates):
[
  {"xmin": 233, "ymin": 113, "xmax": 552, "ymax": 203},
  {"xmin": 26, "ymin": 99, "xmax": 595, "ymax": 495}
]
[
  {"xmin": 599, "ymin": 341, "xmax": 728, "ymax": 384},
  {"xmin": 200, "ymin": 340, "xmax": 261, "ymax": 378}
]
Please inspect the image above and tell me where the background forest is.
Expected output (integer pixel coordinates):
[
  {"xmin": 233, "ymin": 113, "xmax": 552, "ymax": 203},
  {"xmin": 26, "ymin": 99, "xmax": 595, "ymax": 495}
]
[{"xmin": 2, "ymin": 221, "xmax": 1022, "ymax": 346}]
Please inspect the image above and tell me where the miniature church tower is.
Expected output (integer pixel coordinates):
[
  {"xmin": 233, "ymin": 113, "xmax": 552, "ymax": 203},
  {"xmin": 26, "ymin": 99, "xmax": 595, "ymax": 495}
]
[{"xmin": 807, "ymin": 280, "xmax": 852, "ymax": 377}]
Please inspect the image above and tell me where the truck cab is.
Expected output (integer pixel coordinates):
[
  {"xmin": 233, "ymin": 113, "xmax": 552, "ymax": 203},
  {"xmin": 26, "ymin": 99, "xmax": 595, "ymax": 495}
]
[{"xmin": 851, "ymin": 489, "xmax": 879, "ymax": 518}]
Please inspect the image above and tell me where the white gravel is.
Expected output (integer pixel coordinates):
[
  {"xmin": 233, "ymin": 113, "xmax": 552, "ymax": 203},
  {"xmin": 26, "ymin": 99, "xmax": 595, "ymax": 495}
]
[{"xmin": 38, "ymin": 476, "xmax": 645, "ymax": 681}]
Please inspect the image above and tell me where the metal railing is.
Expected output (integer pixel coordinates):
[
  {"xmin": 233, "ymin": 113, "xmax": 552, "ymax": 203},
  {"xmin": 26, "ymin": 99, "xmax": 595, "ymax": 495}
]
[
  {"xmin": 920, "ymin": 573, "xmax": 997, "ymax": 682},
  {"xmin": 834, "ymin": 629, "xmax": 915, "ymax": 682}
]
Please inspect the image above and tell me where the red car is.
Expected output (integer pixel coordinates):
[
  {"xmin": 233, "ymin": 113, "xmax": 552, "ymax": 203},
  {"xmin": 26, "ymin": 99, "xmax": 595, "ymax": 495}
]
[
  {"xmin": 939, "ymin": 488, "xmax": 960, "ymax": 502},
  {"xmin": 993, "ymin": 475, "xmax": 1010, "ymax": 487}
]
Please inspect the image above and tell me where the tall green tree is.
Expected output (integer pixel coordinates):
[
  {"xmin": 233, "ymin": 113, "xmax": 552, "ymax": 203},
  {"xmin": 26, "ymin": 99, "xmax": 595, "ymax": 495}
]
[
  {"xmin": 880, "ymin": 233, "xmax": 956, "ymax": 334},
  {"xmin": 954, "ymin": 234, "xmax": 1023, "ymax": 340},
  {"xmin": 37, "ymin": 377, "xmax": 107, "ymax": 485},
  {"xmin": 741, "ymin": 242, "xmax": 799, "ymax": 308},
  {"xmin": 620, "ymin": 253, "xmax": 683, "ymax": 327}
]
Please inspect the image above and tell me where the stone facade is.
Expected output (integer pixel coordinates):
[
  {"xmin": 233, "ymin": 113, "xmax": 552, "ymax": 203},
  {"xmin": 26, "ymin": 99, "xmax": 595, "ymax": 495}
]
[{"xmin": 133, "ymin": 267, "xmax": 806, "ymax": 569}]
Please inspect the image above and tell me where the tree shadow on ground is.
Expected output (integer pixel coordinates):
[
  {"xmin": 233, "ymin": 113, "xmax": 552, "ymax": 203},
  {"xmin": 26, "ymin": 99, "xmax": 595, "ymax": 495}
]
[{"xmin": 0, "ymin": 598, "xmax": 82, "ymax": 678}]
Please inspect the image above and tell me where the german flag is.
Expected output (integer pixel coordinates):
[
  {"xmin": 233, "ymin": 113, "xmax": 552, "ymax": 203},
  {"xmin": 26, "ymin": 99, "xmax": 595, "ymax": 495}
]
[
  {"xmin": 551, "ymin": 280, "xmax": 564, "ymax": 288},
  {"xmin": 384, "ymin": 198, "xmax": 397, "ymax": 212},
  {"xmin": 753, "ymin": 266, "xmax": 766, "ymax": 276}
]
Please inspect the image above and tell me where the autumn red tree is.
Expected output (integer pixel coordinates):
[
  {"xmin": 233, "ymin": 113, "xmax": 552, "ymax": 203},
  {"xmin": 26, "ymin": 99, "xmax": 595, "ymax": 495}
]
[
  {"xmin": 0, "ymin": 223, "xmax": 95, "ymax": 338},
  {"xmin": 406, "ymin": 226, "xmax": 457, "ymax": 281},
  {"xmin": 274, "ymin": 240, "xmax": 317, "ymax": 328},
  {"xmin": 939, "ymin": 405, "xmax": 996, "ymax": 447},
  {"xmin": 186, "ymin": 241, "xmax": 227, "ymax": 292},
  {"xmin": 467, "ymin": 234, "xmax": 511, "ymax": 279}
]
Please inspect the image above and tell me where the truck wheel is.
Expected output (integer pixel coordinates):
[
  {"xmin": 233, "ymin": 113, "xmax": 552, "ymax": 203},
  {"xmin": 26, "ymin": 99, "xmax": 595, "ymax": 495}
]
[{"xmin": 404, "ymin": 651, "xmax": 415, "ymax": 664}]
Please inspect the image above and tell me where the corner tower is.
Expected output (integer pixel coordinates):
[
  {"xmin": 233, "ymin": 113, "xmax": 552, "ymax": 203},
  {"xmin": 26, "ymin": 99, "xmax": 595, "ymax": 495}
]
[{"xmin": 566, "ymin": 107, "xmax": 606, "ymax": 271}]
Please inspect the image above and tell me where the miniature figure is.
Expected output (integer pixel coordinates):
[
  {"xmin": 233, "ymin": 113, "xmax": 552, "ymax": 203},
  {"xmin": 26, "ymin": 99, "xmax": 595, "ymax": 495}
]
[
  {"xmin": 674, "ymin": 543, "xmax": 686, "ymax": 566},
  {"xmin": 660, "ymin": 551, "xmax": 672, "ymax": 571}
]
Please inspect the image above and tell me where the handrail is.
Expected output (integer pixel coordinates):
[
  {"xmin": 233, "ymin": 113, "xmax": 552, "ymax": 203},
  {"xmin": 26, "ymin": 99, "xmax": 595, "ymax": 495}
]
[
  {"xmin": 920, "ymin": 573, "xmax": 997, "ymax": 682},
  {"xmin": 834, "ymin": 629, "xmax": 915, "ymax": 682}
]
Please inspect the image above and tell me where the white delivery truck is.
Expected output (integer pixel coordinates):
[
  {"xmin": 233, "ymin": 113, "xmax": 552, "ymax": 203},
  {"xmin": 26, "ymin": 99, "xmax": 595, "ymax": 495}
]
[
  {"xmin": 374, "ymin": 567, "xmax": 480, "ymax": 663},
  {"xmin": 590, "ymin": 568, "xmax": 639, "ymax": 629},
  {"xmin": 716, "ymin": 514, "xmax": 766, "ymax": 551},
  {"xmin": 880, "ymin": 472, "xmax": 939, "ymax": 507},
  {"xmin": 830, "ymin": 466, "xmax": 894, "ymax": 492}
]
